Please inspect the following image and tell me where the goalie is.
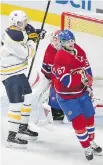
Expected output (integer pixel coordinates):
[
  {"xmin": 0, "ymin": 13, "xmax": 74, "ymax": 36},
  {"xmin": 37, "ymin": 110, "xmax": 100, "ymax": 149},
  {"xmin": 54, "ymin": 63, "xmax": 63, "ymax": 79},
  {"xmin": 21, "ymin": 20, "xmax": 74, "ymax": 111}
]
[{"xmin": 40, "ymin": 30, "xmax": 64, "ymax": 122}]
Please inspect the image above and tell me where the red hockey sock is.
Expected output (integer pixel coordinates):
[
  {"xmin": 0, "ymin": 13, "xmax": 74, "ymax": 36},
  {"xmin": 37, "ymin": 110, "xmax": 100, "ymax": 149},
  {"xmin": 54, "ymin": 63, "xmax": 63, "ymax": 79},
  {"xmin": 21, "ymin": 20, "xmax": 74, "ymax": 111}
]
[
  {"xmin": 86, "ymin": 116, "xmax": 95, "ymax": 142},
  {"xmin": 72, "ymin": 114, "xmax": 90, "ymax": 148}
]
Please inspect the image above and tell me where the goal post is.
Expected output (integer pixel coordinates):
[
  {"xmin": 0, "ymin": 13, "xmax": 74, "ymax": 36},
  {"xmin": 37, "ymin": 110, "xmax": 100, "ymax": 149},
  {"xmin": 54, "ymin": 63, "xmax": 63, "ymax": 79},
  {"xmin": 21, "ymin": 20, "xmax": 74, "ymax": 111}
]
[
  {"xmin": 61, "ymin": 12, "xmax": 103, "ymax": 37},
  {"xmin": 60, "ymin": 12, "xmax": 103, "ymax": 80}
]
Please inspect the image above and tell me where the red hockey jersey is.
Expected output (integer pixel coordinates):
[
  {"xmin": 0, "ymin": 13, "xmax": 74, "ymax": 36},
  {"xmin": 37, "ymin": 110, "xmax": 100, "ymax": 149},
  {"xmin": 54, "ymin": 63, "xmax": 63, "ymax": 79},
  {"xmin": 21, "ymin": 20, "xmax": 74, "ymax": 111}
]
[
  {"xmin": 41, "ymin": 43, "xmax": 57, "ymax": 80},
  {"xmin": 53, "ymin": 43, "xmax": 93, "ymax": 99}
]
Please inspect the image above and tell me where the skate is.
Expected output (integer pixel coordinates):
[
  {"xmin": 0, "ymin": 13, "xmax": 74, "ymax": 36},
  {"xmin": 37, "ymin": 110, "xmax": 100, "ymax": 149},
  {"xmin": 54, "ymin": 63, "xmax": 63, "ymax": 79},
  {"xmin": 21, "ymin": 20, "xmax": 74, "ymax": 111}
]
[
  {"xmin": 18, "ymin": 124, "xmax": 38, "ymax": 140},
  {"xmin": 51, "ymin": 108, "xmax": 64, "ymax": 120},
  {"xmin": 53, "ymin": 112, "xmax": 64, "ymax": 120},
  {"xmin": 6, "ymin": 131, "xmax": 28, "ymax": 149},
  {"xmin": 85, "ymin": 146, "xmax": 93, "ymax": 161},
  {"xmin": 91, "ymin": 141, "xmax": 102, "ymax": 156},
  {"xmin": 62, "ymin": 115, "xmax": 69, "ymax": 124}
]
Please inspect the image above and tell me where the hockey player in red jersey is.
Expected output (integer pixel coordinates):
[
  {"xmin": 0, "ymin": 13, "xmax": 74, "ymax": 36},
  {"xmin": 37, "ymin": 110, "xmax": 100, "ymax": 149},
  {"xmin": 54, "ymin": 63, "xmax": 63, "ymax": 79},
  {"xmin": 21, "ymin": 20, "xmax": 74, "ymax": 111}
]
[
  {"xmin": 53, "ymin": 29, "xmax": 102, "ymax": 160},
  {"xmin": 41, "ymin": 30, "xmax": 64, "ymax": 120}
]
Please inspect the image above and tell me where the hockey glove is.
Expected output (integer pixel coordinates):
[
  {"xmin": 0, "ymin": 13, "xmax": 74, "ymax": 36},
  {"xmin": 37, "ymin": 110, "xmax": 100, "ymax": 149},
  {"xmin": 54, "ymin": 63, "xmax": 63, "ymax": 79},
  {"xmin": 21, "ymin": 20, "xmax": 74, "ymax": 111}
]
[
  {"xmin": 39, "ymin": 30, "xmax": 46, "ymax": 39},
  {"xmin": 28, "ymin": 33, "xmax": 39, "ymax": 43},
  {"xmin": 80, "ymin": 70, "xmax": 93, "ymax": 87},
  {"xmin": 81, "ymin": 77, "xmax": 89, "ymax": 86},
  {"xmin": 25, "ymin": 24, "xmax": 39, "ymax": 43},
  {"xmin": 75, "ymin": 69, "xmax": 89, "ymax": 86},
  {"xmin": 35, "ymin": 29, "xmax": 46, "ymax": 39},
  {"xmin": 86, "ymin": 87, "xmax": 93, "ymax": 98},
  {"xmin": 86, "ymin": 72, "xmax": 93, "ymax": 87}
]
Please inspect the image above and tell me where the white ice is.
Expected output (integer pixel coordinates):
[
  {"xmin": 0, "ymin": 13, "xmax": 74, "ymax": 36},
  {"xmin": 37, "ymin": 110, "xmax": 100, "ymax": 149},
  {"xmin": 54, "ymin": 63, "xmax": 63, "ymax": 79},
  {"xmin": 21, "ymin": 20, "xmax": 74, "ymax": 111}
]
[{"xmin": 0, "ymin": 15, "xmax": 103, "ymax": 165}]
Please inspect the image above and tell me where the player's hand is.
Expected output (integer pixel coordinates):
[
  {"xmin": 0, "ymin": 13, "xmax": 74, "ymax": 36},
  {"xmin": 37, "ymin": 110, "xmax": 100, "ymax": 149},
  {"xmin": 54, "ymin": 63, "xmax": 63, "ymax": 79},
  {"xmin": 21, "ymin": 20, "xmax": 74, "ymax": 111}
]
[
  {"xmin": 28, "ymin": 33, "xmax": 39, "ymax": 43},
  {"xmin": 76, "ymin": 69, "xmax": 86, "ymax": 78},
  {"xmin": 81, "ymin": 78, "xmax": 88, "ymax": 86},
  {"xmin": 76, "ymin": 69, "xmax": 88, "ymax": 86},
  {"xmin": 39, "ymin": 30, "xmax": 46, "ymax": 39},
  {"xmin": 25, "ymin": 24, "xmax": 39, "ymax": 43},
  {"xmin": 86, "ymin": 72, "xmax": 93, "ymax": 86},
  {"xmin": 86, "ymin": 87, "xmax": 94, "ymax": 98}
]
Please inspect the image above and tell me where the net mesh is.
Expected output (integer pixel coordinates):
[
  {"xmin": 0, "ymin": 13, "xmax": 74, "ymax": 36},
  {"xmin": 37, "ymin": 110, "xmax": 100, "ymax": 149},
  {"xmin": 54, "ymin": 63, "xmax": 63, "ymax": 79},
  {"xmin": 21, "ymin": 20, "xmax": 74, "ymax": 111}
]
[
  {"xmin": 61, "ymin": 12, "xmax": 103, "ymax": 37},
  {"xmin": 61, "ymin": 12, "xmax": 103, "ymax": 80}
]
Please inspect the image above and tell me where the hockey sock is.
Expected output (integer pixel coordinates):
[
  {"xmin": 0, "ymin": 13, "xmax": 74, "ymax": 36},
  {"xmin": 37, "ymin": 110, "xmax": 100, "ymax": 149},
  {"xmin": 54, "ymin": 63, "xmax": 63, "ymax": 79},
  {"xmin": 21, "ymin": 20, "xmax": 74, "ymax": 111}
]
[
  {"xmin": 72, "ymin": 114, "xmax": 90, "ymax": 148},
  {"xmin": 20, "ymin": 93, "xmax": 32, "ymax": 124},
  {"xmin": 8, "ymin": 103, "xmax": 22, "ymax": 132},
  {"xmin": 86, "ymin": 116, "xmax": 95, "ymax": 142}
]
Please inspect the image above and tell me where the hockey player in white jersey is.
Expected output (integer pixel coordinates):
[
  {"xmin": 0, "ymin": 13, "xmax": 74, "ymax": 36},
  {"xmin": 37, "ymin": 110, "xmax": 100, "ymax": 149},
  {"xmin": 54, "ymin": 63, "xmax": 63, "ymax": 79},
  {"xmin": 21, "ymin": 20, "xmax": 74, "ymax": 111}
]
[{"xmin": 0, "ymin": 10, "xmax": 46, "ymax": 148}]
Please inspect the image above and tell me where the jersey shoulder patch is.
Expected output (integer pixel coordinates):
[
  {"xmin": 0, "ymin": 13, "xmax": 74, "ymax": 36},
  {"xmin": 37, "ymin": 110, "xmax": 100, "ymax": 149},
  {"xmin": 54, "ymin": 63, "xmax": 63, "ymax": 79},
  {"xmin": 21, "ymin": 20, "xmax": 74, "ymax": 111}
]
[{"xmin": 6, "ymin": 26, "xmax": 24, "ymax": 42}]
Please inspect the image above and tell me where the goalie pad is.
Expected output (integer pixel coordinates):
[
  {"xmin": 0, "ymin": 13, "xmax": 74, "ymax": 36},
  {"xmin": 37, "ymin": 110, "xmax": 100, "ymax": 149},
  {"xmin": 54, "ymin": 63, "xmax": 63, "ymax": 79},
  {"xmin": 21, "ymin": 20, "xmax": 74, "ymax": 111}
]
[
  {"xmin": 33, "ymin": 73, "xmax": 51, "ymax": 100},
  {"xmin": 42, "ymin": 103, "xmax": 53, "ymax": 124},
  {"xmin": 32, "ymin": 73, "xmax": 51, "ymax": 124}
]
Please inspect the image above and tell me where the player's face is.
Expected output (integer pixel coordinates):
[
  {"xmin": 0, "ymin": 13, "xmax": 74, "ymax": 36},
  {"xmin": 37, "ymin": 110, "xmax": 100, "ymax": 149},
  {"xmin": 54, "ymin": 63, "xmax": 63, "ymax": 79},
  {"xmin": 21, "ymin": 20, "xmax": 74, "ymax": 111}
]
[
  {"xmin": 53, "ymin": 37, "xmax": 61, "ymax": 50},
  {"xmin": 65, "ymin": 39, "xmax": 75, "ymax": 50},
  {"xmin": 17, "ymin": 18, "xmax": 28, "ymax": 30}
]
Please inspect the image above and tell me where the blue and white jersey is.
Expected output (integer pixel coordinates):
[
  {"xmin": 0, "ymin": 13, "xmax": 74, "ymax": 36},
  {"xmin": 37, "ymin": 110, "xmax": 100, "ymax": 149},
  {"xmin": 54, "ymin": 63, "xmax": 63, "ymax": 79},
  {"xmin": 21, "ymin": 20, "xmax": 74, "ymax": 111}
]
[{"xmin": 0, "ymin": 26, "xmax": 35, "ymax": 81}]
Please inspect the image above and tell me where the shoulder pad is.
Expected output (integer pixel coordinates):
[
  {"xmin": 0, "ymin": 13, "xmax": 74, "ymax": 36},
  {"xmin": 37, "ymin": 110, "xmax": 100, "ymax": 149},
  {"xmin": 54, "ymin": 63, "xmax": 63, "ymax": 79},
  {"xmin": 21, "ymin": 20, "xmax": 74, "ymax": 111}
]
[{"xmin": 6, "ymin": 27, "xmax": 24, "ymax": 42}]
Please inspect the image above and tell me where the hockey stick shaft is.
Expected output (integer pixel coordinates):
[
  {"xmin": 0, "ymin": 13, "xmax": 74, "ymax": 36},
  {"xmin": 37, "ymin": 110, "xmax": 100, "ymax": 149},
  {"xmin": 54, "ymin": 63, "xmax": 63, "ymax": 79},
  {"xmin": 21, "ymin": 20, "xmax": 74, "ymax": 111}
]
[
  {"xmin": 93, "ymin": 97, "xmax": 103, "ymax": 108},
  {"xmin": 96, "ymin": 105, "xmax": 103, "ymax": 107},
  {"xmin": 28, "ymin": 0, "xmax": 51, "ymax": 79}
]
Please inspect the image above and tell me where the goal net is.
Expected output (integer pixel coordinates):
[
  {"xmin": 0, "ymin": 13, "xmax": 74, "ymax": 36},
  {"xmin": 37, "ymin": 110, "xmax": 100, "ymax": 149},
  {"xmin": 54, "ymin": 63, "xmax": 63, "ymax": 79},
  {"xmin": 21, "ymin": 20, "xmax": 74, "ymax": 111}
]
[{"xmin": 61, "ymin": 12, "xmax": 103, "ymax": 80}]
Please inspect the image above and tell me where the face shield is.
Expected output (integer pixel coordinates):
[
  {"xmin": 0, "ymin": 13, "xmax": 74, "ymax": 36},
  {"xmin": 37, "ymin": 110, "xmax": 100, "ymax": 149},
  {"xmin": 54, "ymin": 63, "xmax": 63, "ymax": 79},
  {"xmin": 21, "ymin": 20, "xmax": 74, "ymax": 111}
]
[{"xmin": 51, "ymin": 36, "xmax": 61, "ymax": 50}]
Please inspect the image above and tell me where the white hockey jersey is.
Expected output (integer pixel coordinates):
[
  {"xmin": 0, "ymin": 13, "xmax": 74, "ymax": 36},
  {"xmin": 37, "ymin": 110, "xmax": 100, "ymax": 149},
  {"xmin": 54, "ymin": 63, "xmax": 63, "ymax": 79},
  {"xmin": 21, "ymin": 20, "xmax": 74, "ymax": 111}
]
[{"xmin": 0, "ymin": 26, "xmax": 35, "ymax": 81}]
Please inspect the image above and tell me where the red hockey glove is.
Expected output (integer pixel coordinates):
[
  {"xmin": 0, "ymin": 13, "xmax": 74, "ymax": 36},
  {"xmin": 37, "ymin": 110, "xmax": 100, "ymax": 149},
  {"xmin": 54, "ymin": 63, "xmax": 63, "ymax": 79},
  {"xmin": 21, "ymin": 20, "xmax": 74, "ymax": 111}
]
[
  {"xmin": 86, "ymin": 87, "xmax": 94, "ymax": 98},
  {"xmin": 86, "ymin": 72, "xmax": 93, "ymax": 87}
]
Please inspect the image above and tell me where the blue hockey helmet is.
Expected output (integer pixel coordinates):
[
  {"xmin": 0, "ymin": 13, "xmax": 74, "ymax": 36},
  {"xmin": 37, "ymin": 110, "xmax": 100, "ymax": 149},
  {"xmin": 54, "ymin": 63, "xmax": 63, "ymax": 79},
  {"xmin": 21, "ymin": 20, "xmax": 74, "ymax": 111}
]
[{"xmin": 58, "ymin": 29, "xmax": 75, "ymax": 43}]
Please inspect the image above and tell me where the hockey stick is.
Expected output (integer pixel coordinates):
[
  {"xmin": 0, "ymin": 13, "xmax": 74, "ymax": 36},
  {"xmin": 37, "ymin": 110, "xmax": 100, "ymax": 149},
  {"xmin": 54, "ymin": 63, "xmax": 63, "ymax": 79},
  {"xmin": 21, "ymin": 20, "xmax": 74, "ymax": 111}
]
[
  {"xmin": 93, "ymin": 98, "xmax": 103, "ymax": 108},
  {"xmin": 27, "ymin": 0, "xmax": 51, "ymax": 79}
]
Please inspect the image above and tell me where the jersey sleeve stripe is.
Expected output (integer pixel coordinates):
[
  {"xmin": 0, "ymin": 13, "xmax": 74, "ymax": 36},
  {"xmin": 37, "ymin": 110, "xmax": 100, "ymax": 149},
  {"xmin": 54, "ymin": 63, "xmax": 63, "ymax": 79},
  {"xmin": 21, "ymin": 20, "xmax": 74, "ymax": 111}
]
[
  {"xmin": 42, "ymin": 63, "xmax": 51, "ymax": 73},
  {"xmin": 86, "ymin": 67, "xmax": 93, "ymax": 76}
]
